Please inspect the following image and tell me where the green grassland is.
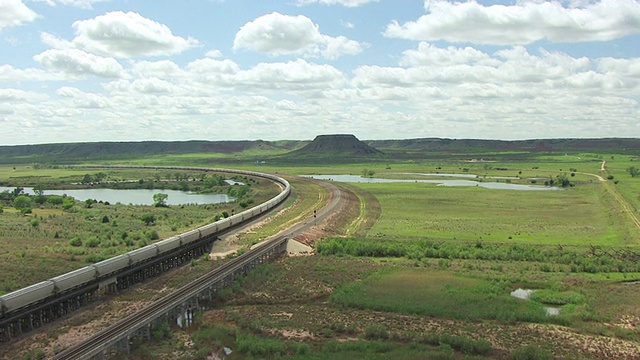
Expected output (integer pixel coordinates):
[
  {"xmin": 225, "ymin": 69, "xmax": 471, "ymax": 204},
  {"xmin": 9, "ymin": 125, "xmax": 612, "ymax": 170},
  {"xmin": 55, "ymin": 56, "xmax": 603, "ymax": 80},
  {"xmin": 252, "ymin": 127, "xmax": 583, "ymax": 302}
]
[
  {"xmin": 357, "ymin": 182, "xmax": 634, "ymax": 245},
  {"xmin": 4, "ymin": 148, "xmax": 640, "ymax": 359}
]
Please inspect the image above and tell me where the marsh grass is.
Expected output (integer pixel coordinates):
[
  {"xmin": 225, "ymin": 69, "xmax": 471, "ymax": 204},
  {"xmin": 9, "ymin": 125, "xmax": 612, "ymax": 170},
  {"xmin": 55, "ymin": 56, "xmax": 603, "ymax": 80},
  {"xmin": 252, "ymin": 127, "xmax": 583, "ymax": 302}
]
[
  {"xmin": 331, "ymin": 269, "xmax": 552, "ymax": 324},
  {"xmin": 317, "ymin": 238, "xmax": 640, "ymax": 274}
]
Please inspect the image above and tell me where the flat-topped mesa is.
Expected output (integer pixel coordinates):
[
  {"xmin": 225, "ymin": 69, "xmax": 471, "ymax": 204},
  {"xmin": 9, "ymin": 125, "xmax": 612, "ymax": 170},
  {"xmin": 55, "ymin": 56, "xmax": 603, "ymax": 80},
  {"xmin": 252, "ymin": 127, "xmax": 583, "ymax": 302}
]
[{"xmin": 293, "ymin": 134, "xmax": 383, "ymax": 156}]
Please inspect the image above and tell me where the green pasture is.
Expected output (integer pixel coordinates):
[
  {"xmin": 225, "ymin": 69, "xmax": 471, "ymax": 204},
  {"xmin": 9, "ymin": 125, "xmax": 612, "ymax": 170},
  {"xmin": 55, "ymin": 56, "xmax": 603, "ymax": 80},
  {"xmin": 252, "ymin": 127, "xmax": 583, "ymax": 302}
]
[
  {"xmin": 332, "ymin": 268, "xmax": 552, "ymax": 323},
  {"xmin": 356, "ymin": 182, "xmax": 635, "ymax": 246}
]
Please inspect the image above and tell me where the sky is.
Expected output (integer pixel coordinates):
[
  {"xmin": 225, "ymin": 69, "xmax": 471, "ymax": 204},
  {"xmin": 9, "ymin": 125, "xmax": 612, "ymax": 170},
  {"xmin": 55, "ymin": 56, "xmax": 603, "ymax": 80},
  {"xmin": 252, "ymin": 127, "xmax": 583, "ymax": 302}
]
[{"xmin": 1, "ymin": 0, "xmax": 639, "ymax": 145}]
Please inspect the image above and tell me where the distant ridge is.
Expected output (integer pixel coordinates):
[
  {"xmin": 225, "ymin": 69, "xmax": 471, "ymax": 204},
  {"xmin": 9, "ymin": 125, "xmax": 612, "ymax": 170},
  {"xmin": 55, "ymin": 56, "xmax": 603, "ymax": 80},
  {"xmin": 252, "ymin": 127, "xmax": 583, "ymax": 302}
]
[
  {"xmin": 366, "ymin": 138, "xmax": 640, "ymax": 153},
  {"xmin": 0, "ymin": 140, "xmax": 285, "ymax": 158},
  {"xmin": 288, "ymin": 134, "xmax": 383, "ymax": 156},
  {"xmin": 1, "ymin": 137, "xmax": 639, "ymax": 164}
]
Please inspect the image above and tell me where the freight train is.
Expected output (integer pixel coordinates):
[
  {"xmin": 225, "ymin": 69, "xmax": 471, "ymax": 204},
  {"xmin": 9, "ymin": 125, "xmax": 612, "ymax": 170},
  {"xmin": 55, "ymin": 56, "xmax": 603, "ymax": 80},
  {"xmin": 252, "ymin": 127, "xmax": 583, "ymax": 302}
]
[{"xmin": 0, "ymin": 167, "xmax": 290, "ymax": 320}]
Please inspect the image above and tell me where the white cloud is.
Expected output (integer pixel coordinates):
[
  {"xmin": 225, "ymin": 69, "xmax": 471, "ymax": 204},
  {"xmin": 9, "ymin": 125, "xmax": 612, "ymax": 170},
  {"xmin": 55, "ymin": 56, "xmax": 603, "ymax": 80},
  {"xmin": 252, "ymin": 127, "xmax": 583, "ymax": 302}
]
[
  {"xmin": 0, "ymin": 88, "xmax": 48, "ymax": 102},
  {"xmin": 130, "ymin": 60, "xmax": 184, "ymax": 79},
  {"xmin": 205, "ymin": 49, "xmax": 223, "ymax": 58},
  {"xmin": 0, "ymin": 64, "xmax": 58, "ymax": 82},
  {"xmin": 34, "ymin": 48, "xmax": 123, "ymax": 78},
  {"xmin": 41, "ymin": 32, "xmax": 74, "ymax": 49},
  {"xmin": 296, "ymin": 0, "xmax": 378, "ymax": 7},
  {"xmin": 233, "ymin": 12, "xmax": 365, "ymax": 59},
  {"xmin": 131, "ymin": 78, "xmax": 174, "ymax": 94},
  {"xmin": 400, "ymin": 42, "xmax": 492, "ymax": 67},
  {"xmin": 235, "ymin": 59, "xmax": 345, "ymax": 91},
  {"xmin": 384, "ymin": 0, "xmax": 640, "ymax": 45},
  {"xmin": 186, "ymin": 58, "xmax": 239, "ymax": 75},
  {"xmin": 33, "ymin": 0, "xmax": 110, "ymax": 10},
  {"xmin": 57, "ymin": 86, "xmax": 109, "ymax": 108},
  {"xmin": 341, "ymin": 20, "xmax": 355, "ymax": 29},
  {"xmin": 0, "ymin": 0, "xmax": 38, "ymax": 31},
  {"xmin": 71, "ymin": 11, "xmax": 200, "ymax": 57}
]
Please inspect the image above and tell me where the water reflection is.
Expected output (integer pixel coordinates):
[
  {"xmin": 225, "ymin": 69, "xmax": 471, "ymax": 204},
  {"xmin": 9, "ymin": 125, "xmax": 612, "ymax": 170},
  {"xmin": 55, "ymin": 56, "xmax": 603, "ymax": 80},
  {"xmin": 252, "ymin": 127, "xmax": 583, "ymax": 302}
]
[
  {"xmin": 303, "ymin": 175, "xmax": 562, "ymax": 191},
  {"xmin": 510, "ymin": 288, "xmax": 561, "ymax": 316},
  {"xmin": 0, "ymin": 186, "xmax": 233, "ymax": 205}
]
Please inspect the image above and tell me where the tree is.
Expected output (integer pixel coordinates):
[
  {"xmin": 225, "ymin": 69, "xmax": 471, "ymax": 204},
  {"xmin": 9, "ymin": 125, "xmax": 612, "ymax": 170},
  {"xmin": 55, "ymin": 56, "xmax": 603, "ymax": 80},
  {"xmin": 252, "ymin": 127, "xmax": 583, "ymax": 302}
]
[
  {"xmin": 141, "ymin": 213, "xmax": 156, "ymax": 225},
  {"xmin": 62, "ymin": 197, "xmax": 76, "ymax": 211},
  {"xmin": 362, "ymin": 169, "xmax": 375, "ymax": 178},
  {"xmin": 627, "ymin": 166, "xmax": 639, "ymax": 178},
  {"xmin": 153, "ymin": 193, "xmax": 168, "ymax": 207},
  {"xmin": 11, "ymin": 187, "xmax": 24, "ymax": 198},
  {"xmin": 82, "ymin": 174, "xmax": 93, "ymax": 184},
  {"xmin": 33, "ymin": 184, "xmax": 45, "ymax": 196},
  {"xmin": 13, "ymin": 195, "xmax": 32, "ymax": 210}
]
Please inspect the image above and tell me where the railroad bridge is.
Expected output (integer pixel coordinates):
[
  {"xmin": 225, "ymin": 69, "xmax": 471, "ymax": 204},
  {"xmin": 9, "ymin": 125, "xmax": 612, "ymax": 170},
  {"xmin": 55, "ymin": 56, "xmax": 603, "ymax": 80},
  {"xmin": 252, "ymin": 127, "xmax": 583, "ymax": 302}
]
[
  {"xmin": 54, "ymin": 236, "xmax": 288, "ymax": 360},
  {"xmin": 0, "ymin": 167, "xmax": 291, "ymax": 346}
]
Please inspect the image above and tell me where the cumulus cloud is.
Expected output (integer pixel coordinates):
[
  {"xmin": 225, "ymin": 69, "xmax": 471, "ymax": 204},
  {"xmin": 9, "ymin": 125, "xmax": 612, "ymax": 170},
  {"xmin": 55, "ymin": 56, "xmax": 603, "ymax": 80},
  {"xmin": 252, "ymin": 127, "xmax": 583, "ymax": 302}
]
[
  {"xmin": 296, "ymin": 0, "xmax": 378, "ymax": 7},
  {"xmin": 0, "ymin": 88, "xmax": 48, "ymax": 102},
  {"xmin": 41, "ymin": 32, "xmax": 74, "ymax": 49},
  {"xmin": 34, "ymin": 48, "xmax": 123, "ymax": 78},
  {"xmin": 71, "ymin": 11, "xmax": 200, "ymax": 57},
  {"xmin": 235, "ymin": 59, "xmax": 345, "ymax": 90},
  {"xmin": 205, "ymin": 49, "xmax": 223, "ymax": 58},
  {"xmin": 0, "ymin": 64, "xmax": 60, "ymax": 82},
  {"xmin": 233, "ymin": 12, "xmax": 365, "ymax": 59},
  {"xmin": 384, "ymin": 0, "xmax": 640, "ymax": 45},
  {"xmin": 187, "ymin": 58, "xmax": 239, "ymax": 75},
  {"xmin": 57, "ymin": 86, "xmax": 110, "ymax": 108},
  {"xmin": 358, "ymin": 44, "xmax": 594, "ymax": 88},
  {"xmin": 400, "ymin": 42, "xmax": 492, "ymax": 67},
  {"xmin": 0, "ymin": 0, "xmax": 39, "ymax": 31},
  {"xmin": 131, "ymin": 60, "xmax": 184, "ymax": 79}
]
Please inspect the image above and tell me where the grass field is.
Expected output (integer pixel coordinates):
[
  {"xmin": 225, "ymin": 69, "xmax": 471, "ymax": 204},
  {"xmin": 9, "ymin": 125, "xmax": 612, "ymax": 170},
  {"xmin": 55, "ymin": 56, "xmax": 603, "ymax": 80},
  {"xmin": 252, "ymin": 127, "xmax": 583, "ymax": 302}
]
[
  {"xmin": 331, "ymin": 268, "xmax": 553, "ymax": 323},
  {"xmin": 3, "ymin": 150, "xmax": 640, "ymax": 360},
  {"xmin": 356, "ymin": 182, "xmax": 635, "ymax": 246}
]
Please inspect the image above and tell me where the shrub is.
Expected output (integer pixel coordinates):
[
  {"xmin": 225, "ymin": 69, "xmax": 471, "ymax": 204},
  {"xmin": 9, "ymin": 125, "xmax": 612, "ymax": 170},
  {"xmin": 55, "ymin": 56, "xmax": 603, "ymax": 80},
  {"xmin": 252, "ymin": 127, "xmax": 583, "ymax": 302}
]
[
  {"xmin": 236, "ymin": 333, "xmax": 286, "ymax": 357},
  {"xmin": 511, "ymin": 345, "xmax": 552, "ymax": 360},
  {"xmin": 151, "ymin": 322, "xmax": 172, "ymax": 340},
  {"xmin": 101, "ymin": 215, "xmax": 110, "ymax": 223},
  {"xmin": 62, "ymin": 197, "xmax": 76, "ymax": 211},
  {"xmin": 145, "ymin": 230, "xmax": 159, "ymax": 240},
  {"xmin": 84, "ymin": 237, "xmax": 100, "ymax": 248},
  {"xmin": 364, "ymin": 324, "xmax": 389, "ymax": 340},
  {"xmin": 69, "ymin": 237, "xmax": 82, "ymax": 247},
  {"xmin": 141, "ymin": 213, "xmax": 156, "ymax": 225}
]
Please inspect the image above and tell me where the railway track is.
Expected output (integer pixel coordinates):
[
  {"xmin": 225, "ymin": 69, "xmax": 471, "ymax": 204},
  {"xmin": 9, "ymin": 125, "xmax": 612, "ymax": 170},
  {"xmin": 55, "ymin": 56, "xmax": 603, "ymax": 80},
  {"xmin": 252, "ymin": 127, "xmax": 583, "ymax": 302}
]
[
  {"xmin": 49, "ymin": 176, "xmax": 348, "ymax": 359},
  {"xmin": 54, "ymin": 237, "xmax": 287, "ymax": 360}
]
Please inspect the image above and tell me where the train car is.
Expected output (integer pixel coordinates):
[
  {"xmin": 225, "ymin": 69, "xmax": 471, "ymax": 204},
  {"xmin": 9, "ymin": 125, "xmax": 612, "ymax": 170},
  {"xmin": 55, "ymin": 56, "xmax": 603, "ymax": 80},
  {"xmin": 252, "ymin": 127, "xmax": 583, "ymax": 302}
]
[
  {"xmin": 217, "ymin": 216, "xmax": 233, "ymax": 232},
  {"xmin": 50, "ymin": 266, "xmax": 96, "ymax": 294},
  {"xmin": 154, "ymin": 236, "xmax": 183, "ymax": 255},
  {"xmin": 0, "ymin": 281, "xmax": 54, "ymax": 315},
  {"xmin": 199, "ymin": 221, "xmax": 218, "ymax": 238},
  {"xmin": 93, "ymin": 254, "xmax": 130, "ymax": 278},
  {"xmin": 180, "ymin": 229, "xmax": 201, "ymax": 245},
  {"xmin": 126, "ymin": 245, "xmax": 158, "ymax": 266}
]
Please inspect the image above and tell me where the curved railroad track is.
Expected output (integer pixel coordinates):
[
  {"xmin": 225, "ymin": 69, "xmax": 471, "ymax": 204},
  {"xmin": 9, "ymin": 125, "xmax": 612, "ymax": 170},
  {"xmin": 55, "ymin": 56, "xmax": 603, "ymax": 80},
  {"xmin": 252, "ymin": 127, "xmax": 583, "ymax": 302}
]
[{"xmin": 51, "ymin": 176, "xmax": 351, "ymax": 359}]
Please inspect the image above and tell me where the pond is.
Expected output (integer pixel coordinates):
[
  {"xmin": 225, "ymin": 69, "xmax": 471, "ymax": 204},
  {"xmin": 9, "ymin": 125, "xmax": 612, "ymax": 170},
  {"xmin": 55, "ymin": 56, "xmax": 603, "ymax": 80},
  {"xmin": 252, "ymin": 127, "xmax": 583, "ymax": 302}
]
[
  {"xmin": 303, "ymin": 175, "xmax": 562, "ymax": 191},
  {"xmin": 397, "ymin": 172, "xmax": 519, "ymax": 180},
  {"xmin": 510, "ymin": 288, "xmax": 560, "ymax": 316},
  {"xmin": 0, "ymin": 187, "xmax": 234, "ymax": 206}
]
